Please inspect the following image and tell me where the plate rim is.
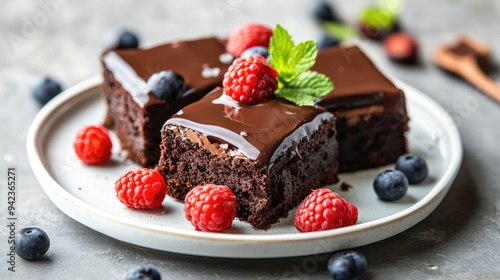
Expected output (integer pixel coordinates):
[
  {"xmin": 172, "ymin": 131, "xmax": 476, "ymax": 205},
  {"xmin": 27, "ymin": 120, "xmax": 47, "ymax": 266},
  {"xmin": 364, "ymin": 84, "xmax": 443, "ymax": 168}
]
[{"xmin": 27, "ymin": 75, "xmax": 463, "ymax": 256}]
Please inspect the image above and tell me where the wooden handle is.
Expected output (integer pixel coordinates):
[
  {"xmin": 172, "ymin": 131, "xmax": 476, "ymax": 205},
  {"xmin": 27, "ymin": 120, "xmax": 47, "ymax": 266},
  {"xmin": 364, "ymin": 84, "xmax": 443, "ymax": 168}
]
[{"xmin": 461, "ymin": 61, "xmax": 500, "ymax": 103}]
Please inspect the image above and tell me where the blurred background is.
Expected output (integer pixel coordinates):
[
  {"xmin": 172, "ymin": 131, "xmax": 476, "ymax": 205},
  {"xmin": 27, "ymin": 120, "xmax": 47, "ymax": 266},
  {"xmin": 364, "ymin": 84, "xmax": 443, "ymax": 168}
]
[{"xmin": 1, "ymin": 0, "xmax": 500, "ymax": 279}]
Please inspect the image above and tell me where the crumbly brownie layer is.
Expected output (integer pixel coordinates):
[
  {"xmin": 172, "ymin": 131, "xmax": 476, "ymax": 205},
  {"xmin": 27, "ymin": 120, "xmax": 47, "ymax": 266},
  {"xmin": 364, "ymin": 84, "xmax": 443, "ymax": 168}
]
[
  {"xmin": 157, "ymin": 119, "xmax": 338, "ymax": 229},
  {"xmin": 335, "ymin": 100, "xmax": 409, "ymax": 172},
  {"xmin": 102, "ymin": 68, "xmax": 192, "ymax": 166}
]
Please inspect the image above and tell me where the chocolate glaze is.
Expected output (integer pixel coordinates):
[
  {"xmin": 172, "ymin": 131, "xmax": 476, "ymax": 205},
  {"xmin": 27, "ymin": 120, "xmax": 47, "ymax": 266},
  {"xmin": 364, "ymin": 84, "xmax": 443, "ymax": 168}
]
[
  {"xmin": 165, "ymin": 88, "xmax": 334, "ymax": 165},
  {"xmin": 312, "ymin": 46, "xmax": 404, "ymax": 113},
  {"xmin": 102, "ymin": 37, "xmax": 232, "ymax": 108}
]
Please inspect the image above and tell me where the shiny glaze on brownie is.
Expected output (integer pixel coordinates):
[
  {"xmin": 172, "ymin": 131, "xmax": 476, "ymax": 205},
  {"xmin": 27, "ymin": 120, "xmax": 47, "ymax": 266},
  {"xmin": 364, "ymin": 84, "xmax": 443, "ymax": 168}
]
[
  {"xmin": 165, "ymin": 88, "xmax": 334, "ymax": 164},
  {"xmin": 312, "ymin": 46, "xmax": 404, "ymax": 113},
  {"xmin": 102, "ymin": 37, "xmax": 232, "ymax": 107}
]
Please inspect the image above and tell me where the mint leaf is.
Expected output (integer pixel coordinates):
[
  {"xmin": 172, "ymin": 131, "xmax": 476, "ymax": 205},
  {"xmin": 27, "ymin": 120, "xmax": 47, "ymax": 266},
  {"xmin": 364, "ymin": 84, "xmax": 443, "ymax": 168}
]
[
  {"xmin": 268, "ymin": 25, "xmax": 334, "ymax": 106},
  {"xmin": 278, "ymin": 40, "xmax": 318, "ymax": 83},
  {"xmin": 288, "ymin": 40, "xmax": 317, "ymax": 80},
  {"xmin": 275, "ymin": 71, "xmax": 334, "ymax": 106},
  {"xmin": 268, "ymin": 24, "xmax": 294, "ymax": 74},
  {"xmin": 380, "ymin": 0, "xmax": 403, "ymax": 15},
  {"xmin": 360, "ymin": 7, "xmax": 397, "ymax": 29},
  {"xmin": 323, "ymin": 22, "xmax": 358, "ymax": 42},
  {"xmin": 269, "ymin": 26, "xmax": 318, "ymax": 84}
]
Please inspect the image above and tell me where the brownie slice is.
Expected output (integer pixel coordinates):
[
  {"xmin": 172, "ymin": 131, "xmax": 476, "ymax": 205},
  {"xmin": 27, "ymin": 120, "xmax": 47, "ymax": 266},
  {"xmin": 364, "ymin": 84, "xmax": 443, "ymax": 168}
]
[
  {"xmin": 312, "ymin": 46, "xmax": 409, "ymax": 172},
  {"xmin": 101, "ymin": 37, "xmax": 232, "ymax": 166},
  {"xmin": 157, "ymin": 88, "xmax": 339, "ymax": 229}
]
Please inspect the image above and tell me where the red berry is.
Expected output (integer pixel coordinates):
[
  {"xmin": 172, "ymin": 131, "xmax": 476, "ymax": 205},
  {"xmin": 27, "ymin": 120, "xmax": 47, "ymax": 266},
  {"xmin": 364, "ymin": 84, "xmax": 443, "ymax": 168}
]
[
  {"xmin": 226, "ymin": 23, "xmax": 273, "ymax": 57},
  {"xmin": 115, "ymin": 168, "xmax": 167, "ymax": 210},
  {"xmin": 223, "ymin": 55, "xmax": 278, "ymax": 104},
  {"xmin": 383, "ymin": 32, "xmax": 418, "ymax": 64},
  {"xmin": 74, "ymin": 125, "xmax": 112, "ymax": 165},
  {"xmin": 346, "ymin": 202, "xmax": 359, "ymax": 226},
  {"xmin": 184, "ymin": 184, "xmax": 236, "ymax": 232},
  {"xmin": 294, "ymin": 188, "xmax": 358, "ymax": 233}
]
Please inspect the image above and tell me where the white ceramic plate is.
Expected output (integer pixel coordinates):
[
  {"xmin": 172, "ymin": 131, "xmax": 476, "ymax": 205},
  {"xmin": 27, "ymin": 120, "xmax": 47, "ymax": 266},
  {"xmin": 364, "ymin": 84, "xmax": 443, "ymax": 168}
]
[{"xmin": 27, "ymin": 76, "xmax": 462, "ymax": 258}]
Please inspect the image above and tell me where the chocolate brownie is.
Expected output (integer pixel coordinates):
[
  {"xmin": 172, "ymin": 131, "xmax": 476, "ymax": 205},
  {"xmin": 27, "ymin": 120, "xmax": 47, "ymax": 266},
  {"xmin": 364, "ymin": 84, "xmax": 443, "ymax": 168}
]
[
  {"xmin": 156, "ymin": 88, "xmax": 339, "ymax": 229},
  {"xmin": 101, "ymin": 37, "xmax": 232, "ymax": 166},
  {"xmin": 312, "ymin": 46, "xmax": 409, "ymax": 172}
]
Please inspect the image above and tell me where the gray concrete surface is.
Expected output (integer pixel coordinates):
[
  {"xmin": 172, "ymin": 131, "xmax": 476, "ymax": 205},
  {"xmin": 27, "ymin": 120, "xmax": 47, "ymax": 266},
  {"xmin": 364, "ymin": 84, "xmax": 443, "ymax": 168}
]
[{"xmin": 1, "ymin": 0, "xmax": 500, "ymax": 279}]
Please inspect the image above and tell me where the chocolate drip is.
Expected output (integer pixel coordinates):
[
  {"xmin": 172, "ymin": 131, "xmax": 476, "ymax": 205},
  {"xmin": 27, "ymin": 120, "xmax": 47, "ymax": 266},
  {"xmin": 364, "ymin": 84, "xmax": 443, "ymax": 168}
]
[{"xmin": 166, "ymin": 88, "xmax": 333, "ymax": 164}]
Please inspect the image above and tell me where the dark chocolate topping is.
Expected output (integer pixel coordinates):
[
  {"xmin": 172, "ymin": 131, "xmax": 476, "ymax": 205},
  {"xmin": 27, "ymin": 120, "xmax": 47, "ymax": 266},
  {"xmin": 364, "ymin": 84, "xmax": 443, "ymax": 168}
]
[
  {"xmin": 166, "ymin": 88, "xmax": 333, "ymax": 164},
  {"xmin": 102, "ymin": 37, "xmax": 231, "ymax": 107},
  {"xmin": 312, "ymin": 46, "xmax": 403, "ymax": 111}
]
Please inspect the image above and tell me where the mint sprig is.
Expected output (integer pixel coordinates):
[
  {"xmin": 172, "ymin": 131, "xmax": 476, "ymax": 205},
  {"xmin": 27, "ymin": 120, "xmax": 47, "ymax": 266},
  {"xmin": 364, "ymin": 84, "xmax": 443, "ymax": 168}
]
[
  {"xmin": 360, "ymin": 0, "xmax": 402, "ymax": 29},
  {"xmin": 275, "ymin": 72, "xmax": 333, "ymax": 106},
  {"xmin": 268, "ymin": 25, "xmax": 334, "ymax": 106},
  {"xmin": 361, "ymin": 7, "xmax": 396, "ymax": 29}
]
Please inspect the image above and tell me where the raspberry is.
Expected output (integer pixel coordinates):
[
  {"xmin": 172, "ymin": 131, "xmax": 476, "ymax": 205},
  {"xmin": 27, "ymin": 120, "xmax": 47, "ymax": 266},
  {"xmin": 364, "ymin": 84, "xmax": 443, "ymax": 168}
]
[
  {"xmin": 346, "ymin": 202, "xmax": 359, "ymax": 226},
  {"xmin": 223, "ymin": 55, "xmax": 278, "ymax": 104},
  {"xmin": 383, "ymin": 32, "xmax": 418, "ymax": 65},
  {"xmin": 226, "ymin": 23, "xmax": 273, "ymax": 57},
  {"xmin": 184, "ymin": 184, "xmax": 236, "ymax": 232},
  {"xmin": 294, "ymin": 188, "xmax": 358, "ymax": 233},
  {"xmin": 115, "ymin": 168, "xmax": 167, "ymax": 210},
  {"xmin": 74, "ymin": 125, "xmax": 112, "ymax": 165}
]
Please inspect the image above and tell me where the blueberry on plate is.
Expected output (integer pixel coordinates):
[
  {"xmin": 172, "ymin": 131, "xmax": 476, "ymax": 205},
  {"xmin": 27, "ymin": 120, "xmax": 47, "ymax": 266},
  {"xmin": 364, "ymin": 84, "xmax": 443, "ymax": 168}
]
[
  {"xmin": 240, "ymin": 46, "xmax": 269, "ymax": 59},
  {"xmin": 327, "ymin": 250, "xmax": 367, "ymax": 280},
  {"xmin": 126, "ymin": 265, "xmax": 161, "ymax": 280},
  {"xmin": 32, "ymin": 76, "xmax": 62, "ymax": 105},
  {"xmin": 318, "ymin": 34, "xmax": 340, "ymax": 50},
  {"xmin": 373, "ymin": 169, "xmax": 409, "ymax": 201},
  {"xmin": 312, "ymin": 1, "xmax": 337, "ymax": 22},
  {"xmin": 395, "ymin": 154, "xmax": 428, "ymax": 184},
  {"xmin": 147, "ymin": 70, "xmax": 186, "ymax": 101},
  {"xmin": 15, "ymin": 227, "xmax": 50, "ymax": 260}
]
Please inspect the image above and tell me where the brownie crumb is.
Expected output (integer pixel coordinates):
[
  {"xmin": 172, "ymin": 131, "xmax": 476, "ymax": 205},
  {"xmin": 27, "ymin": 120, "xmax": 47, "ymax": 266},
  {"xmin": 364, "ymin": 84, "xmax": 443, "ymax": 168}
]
[{"xmin": 340, "ymin": 181, "xmax": 353, "ymax": 192}]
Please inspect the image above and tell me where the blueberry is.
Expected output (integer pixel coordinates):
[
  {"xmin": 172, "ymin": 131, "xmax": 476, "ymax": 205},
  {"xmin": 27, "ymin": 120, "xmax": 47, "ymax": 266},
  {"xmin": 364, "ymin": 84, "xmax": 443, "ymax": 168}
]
[
  {"xmin": 312, "ymin": 1, "xmax": 337, "ymax": 22},
  {"xmin": 373, "ymin": 170, "xmax": 409, "ymax": 201},
  {"xmin": 240, "ymin": 46, "xmax": 269, "ymax": 59},
  {"xmin": 119, "ymin": 31, "xmax": 140, "ymax": 49},
  {"xmin": 106, "ymin": 29, "xmax": 139, "ymax": 50},
  {"xmin": 395, "ymin": 154, "xmax": 428, "ymax": 184},
  {"xmin": 15, "ymin": 227, "xmax": 50, "ymax": 260},
  {"xmin": 147, "ymin": 71, "xmax": 186, "ymax": 101},
  {"xmin": 327, "ymin": 250, "xmax": 367, "ymax": 280},
  {"xmin": 126, "ymin": 265, "xmax": 161, "ymax": 280},
  {"xmin": 318, "ymin": 34, "xmax": 340, "ymax": 50},
  {"xmin": 32, "ymin": 76, "xmax": 62, "ymax": 105}
]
